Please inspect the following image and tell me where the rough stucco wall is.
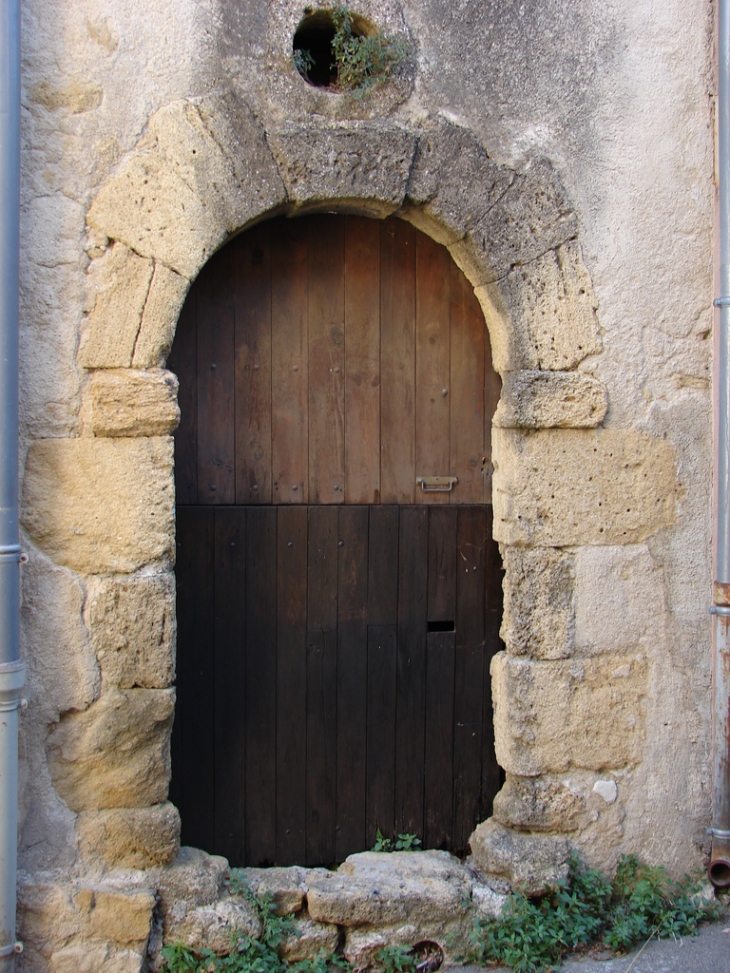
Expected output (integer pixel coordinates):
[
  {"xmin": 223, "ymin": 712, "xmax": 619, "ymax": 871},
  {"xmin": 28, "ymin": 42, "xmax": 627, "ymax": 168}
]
[{"xmin": 16, "ymin": 0, "xmax": 713, "ymax": 966}]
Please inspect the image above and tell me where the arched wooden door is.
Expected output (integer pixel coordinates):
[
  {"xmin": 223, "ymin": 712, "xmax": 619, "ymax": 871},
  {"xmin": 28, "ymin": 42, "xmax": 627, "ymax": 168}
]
[{"xmin": 168, "ymin": 215, "xmax": 503, "ymax": 867}]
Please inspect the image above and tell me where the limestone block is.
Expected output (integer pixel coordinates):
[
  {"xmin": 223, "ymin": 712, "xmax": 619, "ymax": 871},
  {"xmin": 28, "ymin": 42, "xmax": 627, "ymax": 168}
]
[
  {"xmin": 269, "ymin": 123, "xmax": 417, "ymax": 213},
  {"xmin": 574, "ymin": 546, "xmax": 664, "ymax": 655},
  {"xmin": 50, "ymin": 945, "xmax": 145, "ymax": 973},
  {"xmin": 165, "ymin": 898, "xmax": 261, "ymax": 954},
  {"xmin": 469, "ymin": 820, "xmax": 571, "ymax": 896},
  {"xmin": 88, "ymin": 369, "xmax": 180, "ymax": 437},
  {"xmin": 46, "ymin": 689, "xmax": 175, "ymax": 810},
  {"xmin": 492, "ymin": 775, "xmax": 586, "ymax": 833},
  {"xmin": 76, "ymin": 802, "xmax": 181, "ymax": 868},
  {"xmin": 78, "ymin": 244, "xmax": 154, "ymax": 369},
  {"xmin": 500, "ymin": 547, "xmax": 575, "ymax": 660},
  {"xmin": 492, "ymin": 428, "xmax": 680, "ymax": 546},
  {"xmin": 22, "ymin": 437, "xmax": 174, "ymax": 574},
  {"xmin": 491, "ymin": 653, "xmax": 648, "ymax": 775},
  {"xmin": 280, "ymin": 915, "xmax": 340, "ymax": 961},
  {"xmin": 73, "ymin": 889, "xmax": 155, "ymax": 947},
  {"xmin": 20, "ymin": 553, "xmax": 100, "ymax": 717},
  {"xmin": 86, "ymin": 107, "xmax": 232, "ymax": 280},
  {"xmin": 195, "ymin": 91, "xmax": 289, "ymax": 228},
  {"xmin": 158, "ymin": 847, "xmax": 230, "ymax": 916},
  {"xmin": 307, "ymin": 851, "xmax": 468, "ymax": 926},
  {"xmin": 475, "ymin": 242, "xmax": 601, "ymax": 374},
  {"xmin": 240, "ymin": 866, "xmax": 311, "ymax": 915},
  {"xmin": 495, "ymin": 371, "xmax": 607, "ymax": 429},
  {"xmin": 452, "ymin": 162, "xmax": 578, "ymax": 288},
  {"xmin": 17, "ymin": 882, "xmax": 80, "ymax": 951},
  {"xmin": 132, "ymin": 264, "xmax": 190, "ymax": 368},
  {"xmin": 86, "ymin": 572, "xmax": 176, "ymax": 690},
  {"xmin": 403, "ymin": 121, "xmax": 515, "ymax": 245}
]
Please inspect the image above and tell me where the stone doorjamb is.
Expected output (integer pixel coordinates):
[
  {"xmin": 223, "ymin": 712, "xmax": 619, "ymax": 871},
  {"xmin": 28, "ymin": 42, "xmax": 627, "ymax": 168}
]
[{"xmin": 20, "ymin": 93, "xmax": 682, "ymax": 896}]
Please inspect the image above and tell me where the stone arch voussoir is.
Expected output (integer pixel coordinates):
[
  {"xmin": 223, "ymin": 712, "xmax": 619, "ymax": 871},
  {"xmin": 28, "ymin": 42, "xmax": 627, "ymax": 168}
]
[{"xmin": 82, "ymin": 97, "xmax": 603, "ymax": 390}]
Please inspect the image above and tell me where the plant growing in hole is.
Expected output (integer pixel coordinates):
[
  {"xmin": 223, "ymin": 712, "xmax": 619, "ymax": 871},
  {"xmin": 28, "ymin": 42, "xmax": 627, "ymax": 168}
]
[
  {"xmin": 462, "ymin": 853, "xmax": 720, "ymax": 973},
  {"xmin": 371, "ymin": 828, "xmax": 423, "ymax": 852},
  {"xmin": 295, "ymin": 5, "xmax": 412, "ymax": 94}
]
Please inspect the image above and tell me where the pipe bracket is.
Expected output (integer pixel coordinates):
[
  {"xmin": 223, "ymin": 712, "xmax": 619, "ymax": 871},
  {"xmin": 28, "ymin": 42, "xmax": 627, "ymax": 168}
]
[
  {"xmin": 710, "ymin": 605, "xmax": 730, "ymax": 616},
  {"xmin": 0, "ymin": 543, "xmax": 21, "ymax": 564},
  {"xmin": 714, "ymin": 296, "xmax": 730, "ymax": 307},
  {"xmin": 0, "ymin": 661, "xmax": 24, "ymax": 711},
  {"xmin": 0, "ymin": 942, "xmax": 23, "ymax": 958},
  {"xmin": 708, "ymin": 827, "xmax": 730, "ymax": 839}
]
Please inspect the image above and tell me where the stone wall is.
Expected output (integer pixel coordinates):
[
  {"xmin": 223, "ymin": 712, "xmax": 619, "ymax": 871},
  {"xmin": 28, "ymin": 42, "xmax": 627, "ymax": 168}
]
[{"xmin": 16, "ymin": 0, "xmax": 713, "ymax": 967}]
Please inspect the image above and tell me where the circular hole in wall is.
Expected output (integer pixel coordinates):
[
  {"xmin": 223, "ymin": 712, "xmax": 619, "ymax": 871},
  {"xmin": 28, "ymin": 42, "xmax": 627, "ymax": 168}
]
[
  {"xmin": 411, "ymin": 942, "xmax": 444, "ymax": 973},
  {"xmin": 293, "ymin": 8, "xmax": 375, "ymax": 88}
]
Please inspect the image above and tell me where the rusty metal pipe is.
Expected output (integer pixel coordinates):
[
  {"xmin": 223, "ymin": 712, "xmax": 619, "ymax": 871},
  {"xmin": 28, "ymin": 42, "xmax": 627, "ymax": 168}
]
[{"xmin": 711, "ymin": 0, "xmax": 730, "ymax": 888}]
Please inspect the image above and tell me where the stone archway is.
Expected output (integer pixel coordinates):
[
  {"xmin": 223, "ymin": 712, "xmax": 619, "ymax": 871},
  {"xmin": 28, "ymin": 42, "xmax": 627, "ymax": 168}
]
[{"xmin": 20, "ymin": 94, "xmax": 681, "ymax": 898}]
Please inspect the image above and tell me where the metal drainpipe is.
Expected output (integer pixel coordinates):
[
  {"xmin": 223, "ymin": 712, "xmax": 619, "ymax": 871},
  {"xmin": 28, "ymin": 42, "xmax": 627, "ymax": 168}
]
[
  {"xmin": 710, "ymin": 0, "xmax": 730, "ymax": 889},
  {"xmin": 0, "ymin": 0, "xmax": 25, "ymax": 965}
]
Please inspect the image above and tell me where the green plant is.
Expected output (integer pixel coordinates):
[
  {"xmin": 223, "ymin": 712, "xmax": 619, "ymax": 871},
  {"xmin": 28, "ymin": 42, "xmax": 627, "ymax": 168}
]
[
  {"xmin": 371, "ymin": 829, "xmax": 422, "ymax": 852},
  {"xmin": 466, "ymin": 854, "xmax": 718, "ymax": 973},
  {"xmin": 293, "ymin": 48, "xmax": 316, "ymax": 78},
  {"xmin": 160, "ymin": 874, "xmax": 351, "ymax": 973},
  {"xmin": 330, "ymin": 6, "xmax": 412, "ymax": 93},
  {"xmin": 374, "ymin": 944, "xmax": 417, "ymax": 973}
]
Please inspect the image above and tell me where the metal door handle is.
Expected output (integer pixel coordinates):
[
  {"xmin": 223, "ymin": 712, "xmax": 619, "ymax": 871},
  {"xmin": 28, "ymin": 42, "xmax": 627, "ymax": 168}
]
[{"xmin": 416, "ymin": 476, "xmax": 458, "ymax": 493}]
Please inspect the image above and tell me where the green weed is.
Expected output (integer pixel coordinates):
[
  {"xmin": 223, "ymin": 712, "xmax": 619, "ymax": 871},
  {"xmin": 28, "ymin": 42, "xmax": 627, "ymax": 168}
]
[
  {"xmin": 295, "ymin": 6, "xmax": 412, "ymax": 94},
  {"xmin": 371, "ymin": 829, "xmax": 422, "ymax": 853},
  {"xmin": 159, "ymin": 874, "xmax": 350, "ymax": 973},
  {"xmin": 466, "ymin": 853, "xmax": 719, "ymax": 973},
  {"xmin": 374, "ymin": 944, "xmax": 417, "ymax": 973}
]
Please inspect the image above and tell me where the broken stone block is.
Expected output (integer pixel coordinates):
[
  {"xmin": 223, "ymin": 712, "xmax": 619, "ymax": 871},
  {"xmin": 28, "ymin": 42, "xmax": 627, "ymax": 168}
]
[
  {"xmin": 469, "ymin": 819, "xmax": 571, "ymax": 895},
  {"xmin": 76, "ymin": 802, "xmax": 180, "ymax": 868},
  {"xmin": 157, "ymin": 847, "xmax": 230, "ymax": 917},
  {"xmin": 500, "ymin": 546, "xmax": 575, "ymax": 660},
  {"xmin": 494, "ymin": 370, "xmax": 607, "ymax": 429},
  {"xmin": 86, "ymin": 572, "xmax": 176, "ymax": 691},
  {"xmin": 88, "ymin": 369, "xmax": 180, "ymax": 438},
  {"xmin": 492, "ymin": 775, "xmax": 586, "ymax": 833},
  {"xmin": 491, "ymin": 652, "xmax": 648, "ymax": 775},
  {"xmin": 46, "ymin": 689, "xmax": 174, "ymax": 810},
  {"xmin": 22, "ymin": 437, "xmax": 174, "ymax": 574}
]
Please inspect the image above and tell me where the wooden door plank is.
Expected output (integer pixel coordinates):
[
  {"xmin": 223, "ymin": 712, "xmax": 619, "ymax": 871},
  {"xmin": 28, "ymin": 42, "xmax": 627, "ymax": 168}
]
[
  {"xmin": 169, "ymin": 289, "xmax": 197, "ymax": 505},
  {"xmin": 366, "ymin": 505, "xmax": 399, "ymax": 846},
  {"xmin": 196, "ymin": 248, "xmax": 236, "ymax": 504},
  {"xmin": 415, "ymin": 234, "xmax": 451, "ymax": 505},
  {"xmin": 344, "ymin": 217, "xmax": 381, "ymax": 504},
  {"xmin": 449, "ymin": 260, "xmax": 487, "ymax": 504},
  {"xmin": 366, "ymin": 623, "xmax": 397, "ymax": 848},
  {"xmin": 235, "ymin": 223, "xmax": 273, "ymax": 504},
  {"xmin": 394, "ymin": 505, "xmax": 428, "ymax": 838},
  {"xmin": 306, "ymin": 506, "xmax": 339, "ymax": 865},
  {"xmin": 380, "ymin": 220, "xmax": 416, "ymax": 503},
  {"xmin": 276, "ymin": 505, "xmax": 308, "ymax": 864},
  {"xmin": 424, "ymin": 630, "xmax": 456, "ymax": 849},
  {"xmin": 308, "ymin": 216, "xmax": 345, "ymax": 504},
  {"xmin": 271, "ymin": 219, "xmax": 308, "ymax": 503},
  {"xmin": 214, "ymin": 507, "xmax": 246, "ymax": 863},
  {"xmin": 453, "ymin": 506, "xmax": 487, "ymax": 854},
  {"xmin": 244, "ymin": 506, "xmax": 277, "ymax": 865},
  {"xmin": 427, "ymin": 506, "xmax": 457, "ymax": 622},
  {"xmin": 336, "ymin": 505, "xmax": 369, "ymax": 861},
  {"xmin": 173, "ymin": 507, "xmax": 216, "ymax": 852}
]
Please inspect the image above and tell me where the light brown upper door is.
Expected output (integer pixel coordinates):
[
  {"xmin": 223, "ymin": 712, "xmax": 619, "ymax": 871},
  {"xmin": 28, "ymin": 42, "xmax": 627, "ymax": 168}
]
[{"xmin": 170, "ymin": 214, "xmax": 501, "ymax": 507}]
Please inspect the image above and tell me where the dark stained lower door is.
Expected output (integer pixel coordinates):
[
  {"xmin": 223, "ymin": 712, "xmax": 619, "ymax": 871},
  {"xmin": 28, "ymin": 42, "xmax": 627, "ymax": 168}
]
[{"xmin": 170, "ymin": 503, "xmax": 502, "ymax": 867}]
